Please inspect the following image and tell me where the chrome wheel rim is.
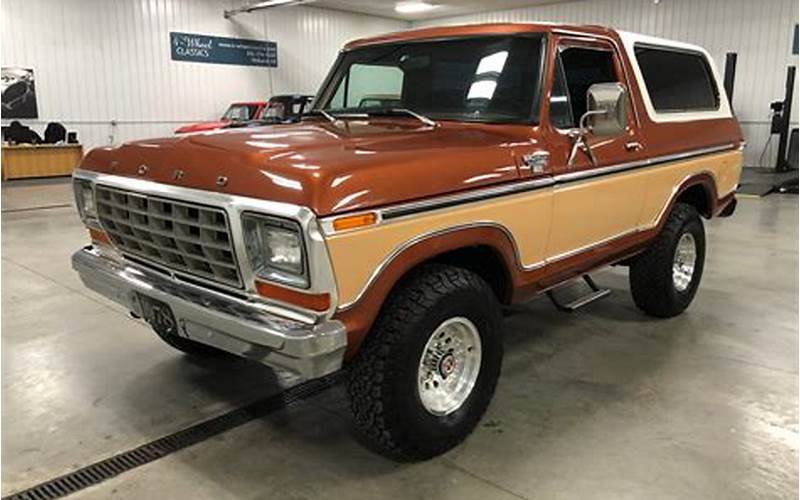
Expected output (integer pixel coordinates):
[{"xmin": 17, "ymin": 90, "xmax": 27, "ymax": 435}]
[
  {"xmin": 417, "ymin": 317, "xmax": 482, "ymax": 416},
  {"xmin": 672, "ymin": 232, "xmax": 697, "ymax": 292}
]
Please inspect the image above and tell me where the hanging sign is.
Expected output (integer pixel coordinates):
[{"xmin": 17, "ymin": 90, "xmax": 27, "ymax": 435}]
[{"xmin": 170, "ymin": 32, "xmax": 277, "ymax": 67}]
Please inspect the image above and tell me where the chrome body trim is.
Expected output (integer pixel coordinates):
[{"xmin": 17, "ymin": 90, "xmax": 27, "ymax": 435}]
[
  {"xmin": 72, "ymin": 169, "xmax": 338, "ymax": 320},
  {"xmin": 380, "ymin": 175, "xmax": 555, "ymax": 220},
  {"xmin": 545, "ymin": 228, "xmax": 641, "ymax": 263},
  {"xmin": 72, "ymin": 246, "xmax": 346, "ymax": 379},
  {"xmin": 551, "ymin": 143, "xmax": 735, "ymax": 184}
]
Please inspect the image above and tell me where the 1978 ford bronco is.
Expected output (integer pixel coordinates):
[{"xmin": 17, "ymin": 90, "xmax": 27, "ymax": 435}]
[{"xmin": 71, "ymin": 23, "xmax": 743, "ymax": 459}]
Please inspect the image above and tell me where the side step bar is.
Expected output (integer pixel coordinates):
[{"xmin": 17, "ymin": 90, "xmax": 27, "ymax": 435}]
[{"xmin": 546, "ymin": 275, "xmax": 611, "ymax": 313}]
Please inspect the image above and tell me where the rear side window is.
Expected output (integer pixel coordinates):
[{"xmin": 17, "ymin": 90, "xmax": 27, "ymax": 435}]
[{"xmin": 634, "ymin": 45, "xmax": 719, "ymax": 112}]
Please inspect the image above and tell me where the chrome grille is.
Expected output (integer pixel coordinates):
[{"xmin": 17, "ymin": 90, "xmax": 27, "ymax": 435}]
[{"xmin": 95, "ymin": 185, "xmax": 242, "ymax": 288}]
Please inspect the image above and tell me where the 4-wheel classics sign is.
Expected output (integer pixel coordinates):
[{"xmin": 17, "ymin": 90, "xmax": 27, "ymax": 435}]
[{"xmin": 170, "ymin": 32, "xmax": 277, "ymax": 68}]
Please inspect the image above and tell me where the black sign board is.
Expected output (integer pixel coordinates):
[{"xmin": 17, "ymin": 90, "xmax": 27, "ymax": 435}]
[{"xmin": 170, "ymin": 32, "xmax": 277, "ymax": 67}]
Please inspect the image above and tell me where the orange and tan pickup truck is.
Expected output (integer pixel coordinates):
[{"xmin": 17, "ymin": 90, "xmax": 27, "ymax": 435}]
[{"xmin": 72, "ymin": 23, "xmax": 743, "ymax": 459}]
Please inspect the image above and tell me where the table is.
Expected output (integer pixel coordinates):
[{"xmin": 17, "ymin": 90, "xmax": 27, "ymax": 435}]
[{"xmin": 1, "ymin": 144, "xmax": 84, "ymax": 180}]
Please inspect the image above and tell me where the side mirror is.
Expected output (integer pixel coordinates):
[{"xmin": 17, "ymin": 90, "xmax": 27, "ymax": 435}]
[
  {"xmin": 584, "ymin": 82, "xmax": 628, "ymax": 136},
  {"xmin": 568, "ymin": 82, "xmax": 629, "ymax": 168}
]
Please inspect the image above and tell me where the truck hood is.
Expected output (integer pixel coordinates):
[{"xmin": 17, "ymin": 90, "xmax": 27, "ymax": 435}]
[
  {"xmin": 80, "ymin": 119, "xmax": 526, "ymax": 216},
  {"xmin": 174, "ymin": 120, "xmax": 230, "ymax": 134}
]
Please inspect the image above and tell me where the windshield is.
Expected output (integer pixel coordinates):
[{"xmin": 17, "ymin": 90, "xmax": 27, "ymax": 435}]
[
  {"xmin": 318, "ymin": 35, "xmax": 545, "ymax": 124},
  {"xmin": 223, "ymin": 104, "xmax": 259, "ymax": 121}
]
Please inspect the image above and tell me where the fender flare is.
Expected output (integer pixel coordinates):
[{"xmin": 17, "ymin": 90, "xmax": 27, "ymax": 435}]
[
  {"xmin": 334, "ymin": 223, "xmax": 519, "ymax": 358},
  {"xmin": 668, "ymin": 171, "xmax": 720, "ymax": 220}
]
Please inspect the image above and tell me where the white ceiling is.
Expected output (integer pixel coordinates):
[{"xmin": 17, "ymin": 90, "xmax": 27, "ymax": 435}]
[{"xmin": 304, "ymin": 0, "xmax": 576, "ymax": 21}]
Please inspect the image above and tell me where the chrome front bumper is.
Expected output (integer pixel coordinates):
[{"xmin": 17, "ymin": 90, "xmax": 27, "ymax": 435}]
[{"xmin": 71, "ymin": 246, "xmax": 347, "ymax": 379}]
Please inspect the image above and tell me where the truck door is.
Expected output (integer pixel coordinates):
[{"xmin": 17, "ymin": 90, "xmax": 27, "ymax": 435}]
[{"xmin": 543, "ymin": 36, "xmax": 647, "ymax": 262}]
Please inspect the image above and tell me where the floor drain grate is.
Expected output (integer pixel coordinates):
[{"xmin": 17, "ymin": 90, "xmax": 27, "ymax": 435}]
[
  {"xmin": 1, "ymin": 204, "xmax": 73, "ymax": 214},
  {"xmin": 3, "ymin": 372, "xmax": 343, "ymax": 500}
]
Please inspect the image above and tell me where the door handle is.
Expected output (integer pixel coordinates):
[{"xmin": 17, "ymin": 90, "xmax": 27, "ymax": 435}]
[{"xmin": 625, "ymin": 141, "xmax": 643, "ymax": 152}]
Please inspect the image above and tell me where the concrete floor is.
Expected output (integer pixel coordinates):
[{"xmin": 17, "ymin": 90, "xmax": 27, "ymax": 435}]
[{"xmin": 2, "ymin": 178, "xmax": 798, "ymax": 499}]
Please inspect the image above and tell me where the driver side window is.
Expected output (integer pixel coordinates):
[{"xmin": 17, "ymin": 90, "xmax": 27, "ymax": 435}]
[{"xmin": 549, "ymin": 46, "xmax": 618, "ymax": 129}]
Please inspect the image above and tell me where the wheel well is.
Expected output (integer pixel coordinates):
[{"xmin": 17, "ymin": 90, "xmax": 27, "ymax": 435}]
[
  {"xmin": 676, "ymin": 184, "xmax": 712, "ymax": 218},
  {"xmin": 428, "ymin": 245, "xmax": 513, "ymax": 304}
]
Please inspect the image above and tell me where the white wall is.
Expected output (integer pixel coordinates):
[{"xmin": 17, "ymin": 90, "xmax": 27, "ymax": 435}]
[
  {"xmin": 3, "ymin": 0, "xmax": 795, "ymax": 166},
  {"xmin": 414, "ymin": 0, "xmax": 799, "ymax": 167},
  {"xmin": 0, "ymin": 0, "xmax": 405, "ymax": 150}
]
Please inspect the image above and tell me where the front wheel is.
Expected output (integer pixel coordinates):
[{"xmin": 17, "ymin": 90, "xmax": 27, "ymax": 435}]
[
  {"xmin": 629, "ymin": 202, "xmax": 706, "ymax": 317},
  {"xmin": 347, "ymin": 264, "xmax": 503, "ymax": 461}
]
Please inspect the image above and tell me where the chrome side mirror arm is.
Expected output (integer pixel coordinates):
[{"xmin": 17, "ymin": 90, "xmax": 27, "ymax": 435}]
[{"xmin": 567, "ymin": 109, "xmax": 607, "ymax": 168}]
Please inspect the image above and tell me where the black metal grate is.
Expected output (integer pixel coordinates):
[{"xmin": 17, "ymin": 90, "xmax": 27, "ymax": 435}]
[
  {"xmin": 95, "ymin": 185, "xmax": 242, "ymax": 288},
  {"xmin": 3, "ymin": 372, "xmax": 343, "ymax": 500}
]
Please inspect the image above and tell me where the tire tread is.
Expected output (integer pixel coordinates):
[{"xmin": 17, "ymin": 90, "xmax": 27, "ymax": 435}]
[
  {"xmin": 347, "ymin": 264, "xmax": 500, "ymax": 460},
  {"xmin": 629, "ymin": 202, "xmax": 704, "ymax": 317}
]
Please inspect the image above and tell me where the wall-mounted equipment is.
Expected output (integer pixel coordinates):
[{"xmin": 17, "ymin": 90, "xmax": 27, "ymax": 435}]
[
  {"xmin": 723, "ymin": 52, "xmax": 737, "ymax": 107},
  {"xmin": 775, "ymin": 66, "xmax": 795, "ymax": 172}
]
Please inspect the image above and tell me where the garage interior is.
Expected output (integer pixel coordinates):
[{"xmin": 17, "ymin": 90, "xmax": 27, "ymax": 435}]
[{"xmin": 2, "ymin": 0, "xmax": 798, "ymax": 499}]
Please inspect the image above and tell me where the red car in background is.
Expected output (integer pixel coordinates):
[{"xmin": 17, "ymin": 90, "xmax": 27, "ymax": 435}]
[
  {"xmin": 174, "ymin": 101, "xmax": 267, "ymax": 134},
  {"xmin": 175, "ymin": 95, "xmax": 314, "ymax": 134}
]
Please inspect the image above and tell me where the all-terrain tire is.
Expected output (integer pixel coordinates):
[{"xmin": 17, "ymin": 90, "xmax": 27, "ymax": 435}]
[
  {"xmin": 347, "ymin": 264, "xmax": 503, "ymax": 461},
  {"xmin": 629, "ymin": 202, "xmax": 706, "ymax": 318}
]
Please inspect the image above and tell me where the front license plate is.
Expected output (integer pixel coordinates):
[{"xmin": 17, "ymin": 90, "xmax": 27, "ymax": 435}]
[{"xmin": 136, "ymin": 293, "xmax": 178, "ymax": 335}]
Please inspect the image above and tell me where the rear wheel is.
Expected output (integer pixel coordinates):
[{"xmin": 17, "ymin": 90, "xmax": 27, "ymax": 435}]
[
  {"xmin": 629, "ymin": 202, "xmax": 706, "ymax": 317},
  {"xmin": 347, "ymin": 264, "xmax": 503, "ymax": 460}
]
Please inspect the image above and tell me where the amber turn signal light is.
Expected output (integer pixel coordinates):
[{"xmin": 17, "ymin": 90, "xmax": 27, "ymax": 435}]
[
  {"xmin": 255, "ymin": 279, "xmax": 331, "ymax": 312},
  {"xmin": 332, "ymin": 212, "xmax": 377, "ymax": 232},
  {"xmin": 88, "ymin": 228, "xmax": 111, "ymax": 245}
]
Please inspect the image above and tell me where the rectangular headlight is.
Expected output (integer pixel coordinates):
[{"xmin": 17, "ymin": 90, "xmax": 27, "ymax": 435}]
[
  {"xmin": 73, "ymin": 178, "xmax": 98, "ymax": 224},
  {"xmin": 242, "ymin": 214, "xmax": 308, "ymax": 288}
]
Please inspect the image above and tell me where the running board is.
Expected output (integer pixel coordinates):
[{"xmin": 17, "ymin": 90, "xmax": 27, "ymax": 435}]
[{"xmin": 546, "ymin": 275, "xmax": 611, "ymax": 312}]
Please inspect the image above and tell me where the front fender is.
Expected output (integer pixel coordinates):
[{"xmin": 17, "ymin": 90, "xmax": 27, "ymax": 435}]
[{"xmin": 333, "ymin": 223, "xmax": 519, "ymax": 359}]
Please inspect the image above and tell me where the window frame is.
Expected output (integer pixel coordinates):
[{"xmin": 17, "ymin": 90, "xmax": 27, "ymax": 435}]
[
  {"xmin": 633, "ymin": 42, "xmax": 721, "ymax": 114},
  {"xmin": 548, "ymin": 49, "xmax": 575, "ymax": 129},
  {"xmin": 619, "ymin": 32, "xmax": 732, "ymax": 124},
  {"xmin": 546, "ymin": 38, "xmax": 634, "ymax": 134}
]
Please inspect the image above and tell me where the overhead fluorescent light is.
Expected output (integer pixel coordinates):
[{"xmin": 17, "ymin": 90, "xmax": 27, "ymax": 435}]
[
  {"xmin": 395, "ymin": 1, "xmax": 438, "ymax": 14},
  {"xmin": 225, "ymin": 0, "xmax": 313, "ymax": 18},
  {"xmin": 248, "ymin": 0, "xmax": 307, "ymax": 8}
]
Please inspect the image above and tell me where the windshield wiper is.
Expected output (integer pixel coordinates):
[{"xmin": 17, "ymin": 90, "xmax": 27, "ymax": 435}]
[
  {"xmin": 305, "ymin": 109, "xmax": 368, "ymax": 124},
  {"xmin": 367, "ymin": 108, "xmax": 438, "ymax": 127},
  {"xmin": 316, "ymin": 109, "xmax": 337, "ymax": 124},
  {"xmin": 302, "ymin": 109, "xmax": 337, "ymax": 124}
]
